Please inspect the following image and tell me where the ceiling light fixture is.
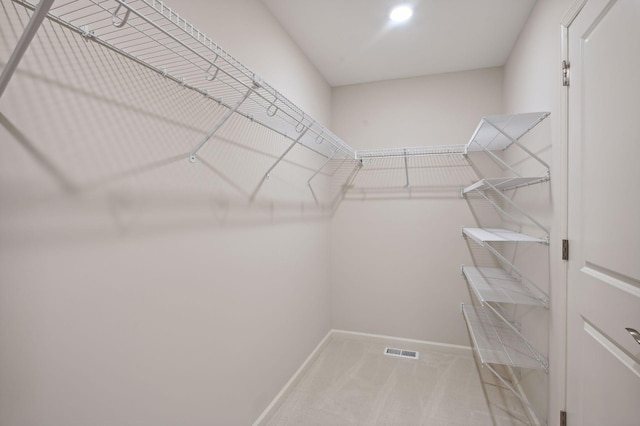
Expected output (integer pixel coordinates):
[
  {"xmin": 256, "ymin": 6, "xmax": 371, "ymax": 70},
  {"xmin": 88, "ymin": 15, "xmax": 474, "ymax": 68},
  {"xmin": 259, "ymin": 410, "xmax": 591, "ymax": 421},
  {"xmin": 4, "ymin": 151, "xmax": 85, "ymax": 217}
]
[{"xmin": 389, "ymin": 5, "xmax": 413, "ymax": 23}]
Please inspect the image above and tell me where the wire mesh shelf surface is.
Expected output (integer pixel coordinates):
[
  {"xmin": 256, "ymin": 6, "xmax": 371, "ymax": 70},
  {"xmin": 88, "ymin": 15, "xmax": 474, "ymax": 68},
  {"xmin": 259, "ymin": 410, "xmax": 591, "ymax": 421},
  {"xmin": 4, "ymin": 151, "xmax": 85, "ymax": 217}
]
[
  {"xmin": 462, "ymin": 176, "xmax": 549, "ymax": 194},
  {"xmin": 462, "ymin": 303, "xmax": 548, "ymax": 370},
  {"xmin": 357, "ymin": 145, "xmax": 466, "ymax": 159},
  {"xmin": 465, "ymin": 112, "xmax": 550, "ymax": 152},
  {"xmin": 15, "ymin": 0, "xmax": 355, "ymax": 161},
  {"xmin": 462, "ymin": 266, "xmax": 548, "ymax": 307},
  {"xmin": 462, "ymin": 228, "xmax": 548, "ymax": 246}
]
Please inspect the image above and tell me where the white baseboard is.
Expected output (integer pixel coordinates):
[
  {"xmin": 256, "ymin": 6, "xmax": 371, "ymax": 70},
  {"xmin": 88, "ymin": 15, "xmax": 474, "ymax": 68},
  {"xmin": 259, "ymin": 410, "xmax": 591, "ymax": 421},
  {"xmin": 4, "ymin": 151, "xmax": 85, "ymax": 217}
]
[
  {"xmin": 252, "ymin": 329, "xmax": 333, "ymax": 426},
  {"xmin": 252, "ymin": 329, "xmax": 472, "ymax": 425},
  {"xmin": 331, "ymin": 329, "xmax": 472, "ymax": 355}
]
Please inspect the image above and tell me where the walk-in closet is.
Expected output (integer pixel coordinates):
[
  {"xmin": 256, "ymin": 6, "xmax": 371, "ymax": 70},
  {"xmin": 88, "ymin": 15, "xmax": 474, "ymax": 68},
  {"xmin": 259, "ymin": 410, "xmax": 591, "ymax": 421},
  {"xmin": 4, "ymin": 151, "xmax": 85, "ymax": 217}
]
[{"xmin": 1, "ymin": 0, "xmax": 638, "ymax": 425}]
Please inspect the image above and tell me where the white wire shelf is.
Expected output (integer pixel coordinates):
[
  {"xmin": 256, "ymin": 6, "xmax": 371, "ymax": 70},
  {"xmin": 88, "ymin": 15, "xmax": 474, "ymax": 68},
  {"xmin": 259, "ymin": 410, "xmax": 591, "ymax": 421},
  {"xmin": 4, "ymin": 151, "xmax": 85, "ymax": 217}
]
[
  {"xmin": 5, "ymin": 2, "xmax": 551, "ymax": 167},
  {"xmin": 15, "ymin": 0, "xmax": 355, "ymax": 160},
  {"xmin": 356, "ymin": 145, "xmax": 466, "ymax": 159},
  {"xmin": 462, "ymin": 228, "xmax": 548, "ymax": 245},
  {"xmin": 462, "ymin": 303, "xmax": 548, "ymax": 370},
  {"xmin": 462, "ymin": 176, "xmax": 549, "ymax": 195},
  {"xmin": 462, "ymin": 266, "xmax": 548, "ymax": 308},
  {"xmin": 465, "ymin": 112, "xmax": 550, "ymax": 152}
]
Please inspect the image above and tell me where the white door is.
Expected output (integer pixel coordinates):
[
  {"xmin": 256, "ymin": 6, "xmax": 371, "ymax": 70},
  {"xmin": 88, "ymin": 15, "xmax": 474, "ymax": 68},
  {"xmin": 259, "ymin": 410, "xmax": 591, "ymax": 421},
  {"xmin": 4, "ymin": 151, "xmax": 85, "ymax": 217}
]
[{"xmin": 566, "ymin": 0, "xmax": 640, "ymax": 425}]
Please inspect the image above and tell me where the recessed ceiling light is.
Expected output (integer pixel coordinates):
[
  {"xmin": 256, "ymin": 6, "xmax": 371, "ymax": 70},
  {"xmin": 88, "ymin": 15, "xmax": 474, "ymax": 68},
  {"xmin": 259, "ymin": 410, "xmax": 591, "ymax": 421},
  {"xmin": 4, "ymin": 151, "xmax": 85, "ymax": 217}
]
[{"xmin": 389, "ymin": 5, "xmax": 413, "ymax": 23}]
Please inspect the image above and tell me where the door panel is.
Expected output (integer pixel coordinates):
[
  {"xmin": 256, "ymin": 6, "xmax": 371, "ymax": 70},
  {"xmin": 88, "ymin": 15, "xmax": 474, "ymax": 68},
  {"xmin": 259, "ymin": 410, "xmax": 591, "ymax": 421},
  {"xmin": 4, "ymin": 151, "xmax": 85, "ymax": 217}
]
[
  {"xmin": 578, "ymin": 322, "xmax": 640, "ymax": 426},
  {"xmin": 580, "ymin": 0, "xmax": 640, "ymax": 281},
  {"xmin": 567, "ymin": 0, "xmax": 640, "ymax": 425}
]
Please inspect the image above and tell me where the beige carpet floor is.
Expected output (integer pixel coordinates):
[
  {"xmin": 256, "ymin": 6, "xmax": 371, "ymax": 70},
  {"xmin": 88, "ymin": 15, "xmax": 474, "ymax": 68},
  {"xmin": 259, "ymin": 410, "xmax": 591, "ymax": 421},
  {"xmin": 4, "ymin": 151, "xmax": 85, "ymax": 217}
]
[{"xmin": 266, "ymin": 333, "xmax": 534, "ymax": 426}]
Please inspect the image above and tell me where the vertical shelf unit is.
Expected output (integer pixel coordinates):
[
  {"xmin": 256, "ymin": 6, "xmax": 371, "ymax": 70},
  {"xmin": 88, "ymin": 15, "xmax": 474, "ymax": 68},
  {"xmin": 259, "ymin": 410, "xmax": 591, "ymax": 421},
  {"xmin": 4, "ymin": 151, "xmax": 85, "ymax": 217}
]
[{"xmin": 459, "ymin": 112, "xmax": 551, "ymax": 419}]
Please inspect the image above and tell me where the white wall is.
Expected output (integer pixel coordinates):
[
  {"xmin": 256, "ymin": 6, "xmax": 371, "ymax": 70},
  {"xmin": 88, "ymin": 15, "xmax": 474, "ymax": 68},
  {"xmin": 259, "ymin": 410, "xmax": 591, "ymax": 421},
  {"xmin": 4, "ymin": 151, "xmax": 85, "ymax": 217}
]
[
  {"xmin": 0, "ymin": 1, "xmax": 332, "ymax": 425},
  {"xmin": 502, "ymin": 0, "xmax": 575, "ymax": 423},
  {"xmin": 178, "ymin": 0, "xmax": 331, "ymax": 124},
  {"xmin": 330, "ymin": 68, "xmax": 503, "ymax": 345}
]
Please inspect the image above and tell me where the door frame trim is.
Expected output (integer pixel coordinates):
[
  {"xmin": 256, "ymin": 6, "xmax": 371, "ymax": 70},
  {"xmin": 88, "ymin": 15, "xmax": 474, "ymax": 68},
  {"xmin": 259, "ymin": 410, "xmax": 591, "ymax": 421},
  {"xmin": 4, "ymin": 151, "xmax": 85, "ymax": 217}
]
[{"xmin": 558, "ymin": 0, "xmax": 588, "ymax": 418}]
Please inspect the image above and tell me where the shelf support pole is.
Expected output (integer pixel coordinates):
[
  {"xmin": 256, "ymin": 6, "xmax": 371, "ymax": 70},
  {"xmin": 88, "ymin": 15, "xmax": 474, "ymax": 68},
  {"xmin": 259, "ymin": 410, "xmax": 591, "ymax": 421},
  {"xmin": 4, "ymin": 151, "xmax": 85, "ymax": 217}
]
[
  {"xmin": 189, "ymin": 88, "xmax": 253, "ymax": 162},
  {"xmin": 0, "ymin": 0, "xmax": 55, "ymax": 100},
  {"xmin": 249, "ymin": 126, "xmax": 310, "ymax": 202},
  {"xmin": 403, "ymin": 149, "xmax": 410, "ymax": 188},
  {"xmin": 484, "ymin": 119, "xmax": 550, "ymax": 172}
]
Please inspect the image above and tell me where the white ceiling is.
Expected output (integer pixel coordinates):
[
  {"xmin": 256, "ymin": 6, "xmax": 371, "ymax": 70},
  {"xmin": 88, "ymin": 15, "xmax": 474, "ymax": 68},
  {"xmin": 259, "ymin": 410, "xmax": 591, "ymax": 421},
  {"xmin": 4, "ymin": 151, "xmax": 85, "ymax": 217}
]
[{"xmin": 261, "ymin": 0, "xmax": 537, "ymax": 87}]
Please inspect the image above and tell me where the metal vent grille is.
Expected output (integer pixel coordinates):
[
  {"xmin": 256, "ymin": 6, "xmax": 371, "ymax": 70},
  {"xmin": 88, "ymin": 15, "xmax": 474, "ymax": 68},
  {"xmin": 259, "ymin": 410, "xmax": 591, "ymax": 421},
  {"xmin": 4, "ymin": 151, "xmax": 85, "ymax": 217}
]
[{"xmin": 384, "ymin": 347, "xmax": 419, "ymax": 359}]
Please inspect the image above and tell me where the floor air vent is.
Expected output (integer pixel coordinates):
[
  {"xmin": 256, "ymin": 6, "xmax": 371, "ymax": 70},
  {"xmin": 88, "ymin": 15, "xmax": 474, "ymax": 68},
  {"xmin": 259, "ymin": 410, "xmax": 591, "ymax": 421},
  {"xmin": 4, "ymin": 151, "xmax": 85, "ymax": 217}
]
[{"xmin": 384, "ymin": 347, "xmax": 419, "ymax": 359}]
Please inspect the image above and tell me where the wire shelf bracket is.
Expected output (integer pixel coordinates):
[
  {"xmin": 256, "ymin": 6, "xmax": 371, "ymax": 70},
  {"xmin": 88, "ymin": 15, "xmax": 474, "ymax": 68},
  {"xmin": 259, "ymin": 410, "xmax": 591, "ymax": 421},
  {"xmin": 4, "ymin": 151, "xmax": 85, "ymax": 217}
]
[
  {"xmin": 249, "ymin": 126, "xmax": 310, "ymax": 202},
  {"xmin": 189, "ymin": 87, "xmax": 254, "ymax": 163}
]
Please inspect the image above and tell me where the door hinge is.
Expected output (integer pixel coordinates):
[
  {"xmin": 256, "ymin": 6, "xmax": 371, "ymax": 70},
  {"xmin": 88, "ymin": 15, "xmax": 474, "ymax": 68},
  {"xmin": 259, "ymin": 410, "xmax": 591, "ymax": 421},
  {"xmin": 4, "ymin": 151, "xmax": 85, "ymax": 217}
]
[
  {"xmin": 562, "ymin": 239, "xmax": 569, "ymax": 261},
  {"xmin": 562, "ymin": 60, "xmax": 570, "ymax": 87},
  {"xmin": 560, "ymin": 410, "xmax": 567, "ymax": 426}
]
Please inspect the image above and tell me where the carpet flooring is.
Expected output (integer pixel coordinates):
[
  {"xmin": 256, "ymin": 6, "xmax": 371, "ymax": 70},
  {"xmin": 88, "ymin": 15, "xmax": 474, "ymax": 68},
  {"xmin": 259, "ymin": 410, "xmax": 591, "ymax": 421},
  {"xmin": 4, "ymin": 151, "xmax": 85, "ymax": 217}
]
[{"xmin": 266, "ymin": 333, "xmax": 534, "ymax": 425}]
